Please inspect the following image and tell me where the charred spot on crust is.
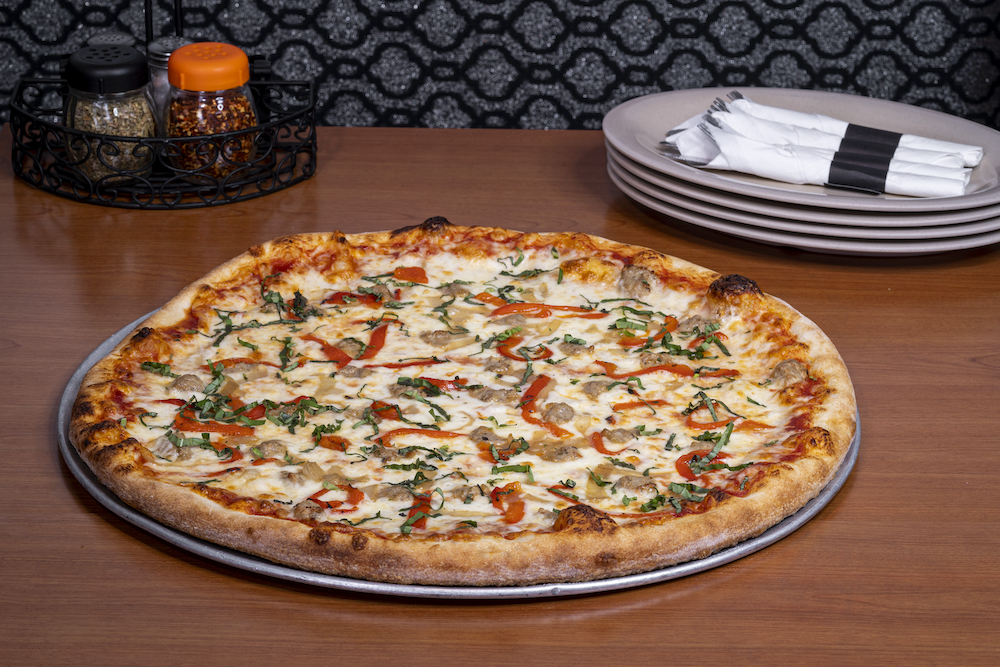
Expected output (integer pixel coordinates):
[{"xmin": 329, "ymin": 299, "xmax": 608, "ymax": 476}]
[
  {"xmin": 89, "ymin": 440, "xmax": 131, "ymax": 466},
  {"xmin": 392, "ymin": 216, "xmax": 453, "ymax": 236},
  {"xmin": 78, "ymin": 420, "xmax": 129, "ymax": 450},
  {"xmin": 708, "ymin": 274, "xmax": 761, "ymax": 300},
  {"xmin": 129, "ymin": 327, "xmax": 154, "ymax": 343},
  {"xmin": 72, "ymin": 400, "xmax": 95, "ymax": 418},
  {"xmin": 553, "ymin": 505, "xmax": 619, "ymax": 534},
  {"xmin": 352, "ymin": 533, "xmax": 369, "ymax": 551},
  {"xmin": 309, "ymin": 527, "xmax": 332, "ymax": 545}
]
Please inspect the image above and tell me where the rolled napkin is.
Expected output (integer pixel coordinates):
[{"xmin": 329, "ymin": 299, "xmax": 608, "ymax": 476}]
[
  {"xmin": 697, "ymin": 122, "xmax": 970, "ymax": 198},
  {"xmin": 726, "ymin": 91, "xmax": 983, "ymax": 168},
  {"xmin": 706, "ymin": 107, "xmax": 968, "ymax": 169}
]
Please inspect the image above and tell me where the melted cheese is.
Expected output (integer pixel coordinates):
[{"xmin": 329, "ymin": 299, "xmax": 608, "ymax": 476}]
[{"xmin": 123, "ymin": 244, "xmax": 809, "ymax": 537}]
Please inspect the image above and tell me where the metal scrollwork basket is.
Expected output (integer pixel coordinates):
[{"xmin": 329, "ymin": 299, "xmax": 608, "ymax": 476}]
[{"xmin": 10, "ymin": 75, "xmax": 316, "ymax": 209}]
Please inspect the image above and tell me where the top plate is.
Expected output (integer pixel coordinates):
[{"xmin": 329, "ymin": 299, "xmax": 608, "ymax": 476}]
[{"xmin": 603, "ymin": 88, "xmax": 1000, "ymax": 213}]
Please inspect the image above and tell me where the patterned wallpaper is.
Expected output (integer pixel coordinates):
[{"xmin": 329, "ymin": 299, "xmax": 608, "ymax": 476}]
[{"xmin": 3, "ymin": 0, "xmax": 999, "ymax": 129}]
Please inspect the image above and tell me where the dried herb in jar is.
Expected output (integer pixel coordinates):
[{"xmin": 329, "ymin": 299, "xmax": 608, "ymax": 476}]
[{"xmin": 63, "ymin": 45, "xmax": 157, "ymax": 184}]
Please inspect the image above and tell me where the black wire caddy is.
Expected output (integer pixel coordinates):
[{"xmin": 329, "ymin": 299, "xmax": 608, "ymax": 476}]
[{"xmin": 8, "ymin": 2, "xmax": 316, "ymax": 210}]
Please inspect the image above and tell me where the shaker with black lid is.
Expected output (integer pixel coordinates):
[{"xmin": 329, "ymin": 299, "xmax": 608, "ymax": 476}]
[{"xmin": 63, "ymin": 44, "xmax": 157, "ymax": 183}]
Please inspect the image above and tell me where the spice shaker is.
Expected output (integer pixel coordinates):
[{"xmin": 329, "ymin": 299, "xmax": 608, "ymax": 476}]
[
  {"xmin": 147, "ymin": 35, "xmax": 193, "ymax": 134},
  {"xmin": 166, "ymin": 42, "xmax": 259, "ymax": 180},
  {"xmin": 63, "ymin": 44, "xmax": 157, "ymax": 184},
  {"xmin": 87, "ymin": 31, "xmax": 136, "ymax": 48}
]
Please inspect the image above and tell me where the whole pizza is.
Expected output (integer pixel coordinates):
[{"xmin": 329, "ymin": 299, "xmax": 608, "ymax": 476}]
[{"xmin": 70, "ymin": 218, "xmax": 857, "ymax": 586}]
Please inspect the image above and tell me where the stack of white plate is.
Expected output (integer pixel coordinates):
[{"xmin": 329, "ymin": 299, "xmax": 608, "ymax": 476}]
[{"xmin": 602, "ymin": 88, "xmax": 1000, "ymax": 256}]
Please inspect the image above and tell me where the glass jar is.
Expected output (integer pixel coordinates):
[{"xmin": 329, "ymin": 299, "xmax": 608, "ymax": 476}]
[
  {"xmin": 166, "ymin": 42, "xmax": 259, "ymax": 181},
  {"xmin": 147, "ymin": 35, "xmax": 193, "ymax": 134},
  {"xmin": 63, "ymin": 45, "xmax": 157, "ymax": 184}
]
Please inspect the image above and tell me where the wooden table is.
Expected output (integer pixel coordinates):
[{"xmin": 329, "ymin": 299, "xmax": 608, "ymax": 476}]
[{"xmin": 2, "ymin": 125, "xmax": 998, "ymax": 665}]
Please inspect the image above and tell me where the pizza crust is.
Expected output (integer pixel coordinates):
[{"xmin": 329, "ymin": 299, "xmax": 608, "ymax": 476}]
[{"xmin": 70, "ymin": 218, "xmax": 857, "ymax": 586}]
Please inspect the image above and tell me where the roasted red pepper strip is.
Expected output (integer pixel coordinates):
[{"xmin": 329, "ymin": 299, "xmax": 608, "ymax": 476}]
[
  {"xmin": 473, "ymin": 292, "xmax": 507, "ymax": 307},
  {"xmin": 685, "ymin": 413, "xmax": 738, "ymax": 430},
  {"xmin": 417, "ymin": 377, "xmax": 468, "ymax": 391},
  {"xmin": 490, "ymin": 482, "xmax": 524, "ymax": 524},
  {"xmin": 392, "ymin": 266, "xmax": 428, "ymax": 283},
  {"xmin": 324, "ymin": 291, "xmax": 381, "ymax": 308},
  {"xmin": 174, "ymin": 409, "xmax": 255, "ymax": 436},
  {"xmin": 612, "ymin": 399, "xmax": 669, "ymax": 411},
  {"xmin": 491, "ymin": 302, "xmax": 607, "ymax": 319},
  {"xmin": 406, "ymin": 494, "xmax": 434, "ymax": 530},
  {"xmin": 519, "ymin": 375, "xmax": 573, "ymax": 438},
  {"xmin": 357, "ymin": 324, "xmax": 389, "ymax": 360},
  {"xmin": 545, "ymin": 484, "xmax": 583, "ymax": 505},
  {"xmin": 590, "ymin": 431, "xmax": 630, "ymax": 455},
  {"xmin": 497, "ymin": 335, "xmax": 553, "ymax": 361},
  {"xmin": 310, "ymin": 484, "xmax": 365, "ymax": 512},
  {"xmin": 301, "ymin": 333, "xmax": 353, "ymax": 369},
  {"xmin": 595, "ymin": 360, "xmax": 694, "ymax": 379},
  {"xmin": 618, "ymin": 317, "xmax": 679, "ymax": 348},
  {"xmin": 689, "ymin": 331, "xmax": 729, "ymax": 349},
  {"xmin": 316, "ymin": 434, "xmax": 352, "ymax": 452},
  {"xmin": 676, "ymin": 450, "xmax": 730, "ymax": 481}
]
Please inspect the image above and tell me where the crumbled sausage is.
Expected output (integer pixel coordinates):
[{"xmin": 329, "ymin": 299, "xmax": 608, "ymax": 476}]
[
  {"xmin": 557, "ymin": 342, "xmax": 592, "ymax": 356},
  {"xmin": 419, "ymin": 330, "xmax": 454, "ymax": 347},
  {"xmin": 494, "ymin": 314, "xmax": 527, "ymax": 327},
  {"xmin": 374, "ymin": 485, "xmax": 414, "ymax": 502},
  {"xmin": 535, "ymin": 443, "xmax": 581, "ymax": 462},
  {"xmin": 484, "ymin": 357, "xmax": 514, "ymax": 375},
  {"xmin": 639, "ymin": 352, "xmax": 671, "ymax": 369},
  {"xmin": 602, "ymin": 428, "xmax": 637, "ymax": 445},
  {"xmin": 581, "ymin": 379, "xmax": 612, "ymax": 399},
  {"xmin": 619, "ymin": 265, "xmax": 654, "ymax": 298},
  {"xmin": 256, "ymin": 439, "xmax": 287, "ymax": 458},
  {"xmin": 468, "ymin": 386, "xmax": 520, "ymax": 404},
  {"xmin": 367, "ymin": 444, "xmax": 398, "ymax": 461},
  {"xmin": 450, "ymin": 484, "xmax": 485, "ymax": 502},
  {"xmin": 541, "ymin": 402, "xmax": 575, "ymax": 424},
  {"xmin": 293, "ymin": 499, "xmax": 326, "ymax": 522},
  {"xmin": 769, "ymin": 359, "xmax": 809, "ymax": 388},
  {"xmin": 338, "ymin": 366, "xmax": 373, "ymax": 378},
  {"xmin": 468, "ymin": 426, "xmax": 505, "ymax": 446},
  {"xmin": 677, "ymin": 315, "xmax": 714, "ymax": 334}
]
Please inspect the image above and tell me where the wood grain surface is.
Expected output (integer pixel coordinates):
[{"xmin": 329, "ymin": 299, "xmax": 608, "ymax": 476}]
[{"xmin": 1, "ymin": 126, "xmax": 998, "ymax": 665}]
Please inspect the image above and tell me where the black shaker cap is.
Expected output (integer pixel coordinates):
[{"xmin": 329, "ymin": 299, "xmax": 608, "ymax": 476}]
[{"xmin": 66, "ymin": 45, "xmax": 149, "ymax": 95}]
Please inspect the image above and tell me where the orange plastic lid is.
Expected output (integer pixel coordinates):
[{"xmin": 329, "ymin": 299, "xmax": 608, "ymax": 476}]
[{"xmin": 168, "ymin": 42, "xmax": 250, "ymax": 91}]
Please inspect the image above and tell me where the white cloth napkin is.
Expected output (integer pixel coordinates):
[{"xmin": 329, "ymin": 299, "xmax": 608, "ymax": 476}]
[
  {"xmin": 707, "ymin": 109, "xmax": 968, "ymax": 169},
  {"xmin": 662, "ymin": 93, "xmax": 981, "ymax": 197},
  {"xmin": 697, "ymin": 122, "xmax": 970, "ymax": 198},
  {"xmin": 726, "ymin": 96, "xmax": 983, "ymax": 168}
]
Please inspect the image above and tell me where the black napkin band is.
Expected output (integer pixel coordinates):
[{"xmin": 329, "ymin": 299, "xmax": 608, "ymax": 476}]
[
  {"xmin": 843, "ymin": 123, "xmax": 903, "ymax": 149},
  {"xmin": 825, "ymin": 150, "xmax": 893, "ymax": 194}
]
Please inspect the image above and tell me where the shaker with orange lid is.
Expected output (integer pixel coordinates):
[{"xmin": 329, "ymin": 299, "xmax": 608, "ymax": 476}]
[{"xmin": 166, "ymin": 42, "xmax": 258, "ymax": 180}]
